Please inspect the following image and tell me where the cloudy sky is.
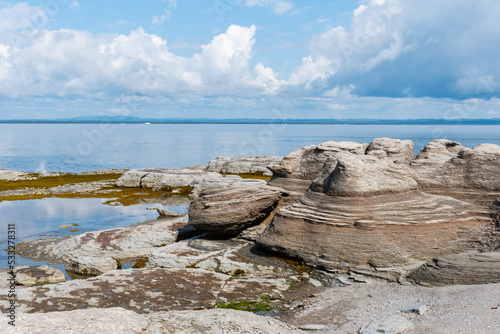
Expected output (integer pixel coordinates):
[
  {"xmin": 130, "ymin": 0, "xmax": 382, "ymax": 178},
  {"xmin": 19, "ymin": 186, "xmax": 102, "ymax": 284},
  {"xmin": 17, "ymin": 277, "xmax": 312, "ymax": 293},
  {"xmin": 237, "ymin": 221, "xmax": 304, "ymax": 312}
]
[{"xmin": 0, "ymin": 0, "xmax": 499, "ymax": 119}]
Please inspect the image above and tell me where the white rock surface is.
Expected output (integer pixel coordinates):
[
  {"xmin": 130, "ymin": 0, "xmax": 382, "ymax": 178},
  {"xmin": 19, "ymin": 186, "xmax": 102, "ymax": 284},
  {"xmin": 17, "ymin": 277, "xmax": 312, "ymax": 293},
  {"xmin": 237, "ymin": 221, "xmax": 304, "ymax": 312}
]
[{"xmin": 206, "ymin": 155, "xmax": 282, "ymax": 176}]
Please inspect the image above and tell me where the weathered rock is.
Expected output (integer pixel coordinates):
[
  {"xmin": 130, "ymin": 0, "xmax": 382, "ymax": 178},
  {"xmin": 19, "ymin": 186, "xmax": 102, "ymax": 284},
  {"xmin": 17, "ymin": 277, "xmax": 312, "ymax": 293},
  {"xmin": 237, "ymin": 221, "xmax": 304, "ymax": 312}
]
[
  {"xmin": 401, "ymin": 304, "xmax": 428, "ymax": 315},
  {"xmin": 491, "ymin": 198, "xmax": 500, "ymax": 224},
  {"xmin": 365, "ymin": 137, "xmax": 414, "ymax": 164},
  {"xmin": 358, "ymin": 315, "xmax": 414, "ymax": 334},
  {"xmin": 267, "ymin": 141, "xmax": 367, "ymax": 198},
  {"xmin": 146, "ymin": 236, "xmax": 289, "ymax": 278},
  {"xmin": 309, "ymin": 154, "xmax": 418, "ymax": 197},
  {"xmin": 258, "ymin": 149, "xmax": 495, "ymax": 272},
  {"xmin": 0, "ymin": 268, "xmax": 289, "ymax": 314},
  {"xmin": 411, "ymin": 140, "xmax": 500, "ymax": 190},
  {"xmin": 206, "ymin": 155, "xmax": 282, "ymax": 176},
  {"xmin": 0, "ymin": 169, "xmax": 32, "ymax": 181},
  {"xmin": 408, "ymin": 252, "xmax": 500, "ymax": 286},
  {"xmin": 17, "ymin": 216, "xmax": 189, "ymax": 274},
  {"xmin": 298, "ymin": 324, "xmax": 330, "ymax": 331},
  {"xmin": 157, "ymin": 208, "xmax": 181, "ymax": 217},
  {"xmin": 116, "ymin": 168, "xmax": 243, "ymax": 192},
  {"xmin": 66, "ymin": 256, "xmax": 119, "ymax": 276},
  {"xmin": 14, "ymin": 266, "xmax": 66, "ymax": 286},
  {"xmin": 188, "ymin": 182, "xmax": 283, "ymax": 236},
  {"xmin": 1, "ymin": 307, "xmax": 303, "ymax": 334}
]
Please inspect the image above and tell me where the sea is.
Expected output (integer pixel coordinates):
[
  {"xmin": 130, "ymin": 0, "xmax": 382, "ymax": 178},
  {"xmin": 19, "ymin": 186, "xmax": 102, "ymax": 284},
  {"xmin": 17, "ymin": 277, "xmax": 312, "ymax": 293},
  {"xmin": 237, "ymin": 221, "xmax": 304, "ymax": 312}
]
[{"xmin": 1, "ymin": 123, "xmax": 500, "ymax": 276}]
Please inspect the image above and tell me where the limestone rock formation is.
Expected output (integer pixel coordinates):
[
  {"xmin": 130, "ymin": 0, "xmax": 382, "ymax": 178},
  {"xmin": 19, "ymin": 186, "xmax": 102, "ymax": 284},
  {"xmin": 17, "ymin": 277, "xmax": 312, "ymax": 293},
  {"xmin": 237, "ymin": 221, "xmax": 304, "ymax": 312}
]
[
  {"xmin": 258, "ymin": 148, "xmax": 495, "ymax": 272},
  {"xmin": 14, "ymin": 266, "xmax": 66, "ymax": 286},
  {"xmin": 267, "ymin": 141, "xmax": 367, "ymax": 198},
  {"xmin": 188, "ymin": 182, "xmax": 283, "ymax": 236},
  {"xmin": 411, "ymin": 140, "xmax": 500, "ymax": 190},
  {"xmin": 365, "ymin": 137, "xmax": 414, "ymax": 164},
  {"xmin": 0, "ymin": 307, "xmax": 303, "ymax": 334},
  {"xmin": 206, "ymin": 155, "xmax": 282, "ymax": 176},
  {"xmin": 408, "ymin": 252, "xmax": 500, "ymax": 286},
  {"xmin": 116, "ymin": 168, "xmax": 243, "ymax": 192}
]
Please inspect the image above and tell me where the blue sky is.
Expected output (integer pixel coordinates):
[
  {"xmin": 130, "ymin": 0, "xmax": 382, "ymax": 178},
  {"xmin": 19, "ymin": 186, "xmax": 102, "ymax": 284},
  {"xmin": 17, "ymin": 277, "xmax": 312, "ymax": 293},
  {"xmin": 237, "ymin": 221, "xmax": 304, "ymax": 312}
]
[{"xmin": 0, "ymin": 0, "xmax": 499, "ymax": 119}]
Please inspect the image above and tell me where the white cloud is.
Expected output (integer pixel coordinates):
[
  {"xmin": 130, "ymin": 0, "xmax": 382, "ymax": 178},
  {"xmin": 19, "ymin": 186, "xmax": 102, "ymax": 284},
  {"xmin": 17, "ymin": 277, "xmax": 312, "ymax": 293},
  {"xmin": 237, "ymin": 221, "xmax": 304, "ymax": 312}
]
[
  {"xmin": 152, "ymin": 10, "xmax": 171, "ymax": 24},
  {"xmin": 0, "ymin": 5, "xmax": 280, "ymax": 99},
  {"xmin": 69, "ymin": 1, "xmax": 80, "ymax": 9},
  {"xmin": 287, "ymin": 0, "xmax": 500, "ymax": 99},
  {"xmin": 242, "ymin": 0, "xmax": 295, "ymax": 15}
]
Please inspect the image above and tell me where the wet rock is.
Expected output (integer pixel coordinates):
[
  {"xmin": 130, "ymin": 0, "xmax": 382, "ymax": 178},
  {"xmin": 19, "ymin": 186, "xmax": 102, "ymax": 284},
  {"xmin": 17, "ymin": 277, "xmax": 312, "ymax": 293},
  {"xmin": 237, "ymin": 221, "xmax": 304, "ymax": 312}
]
[
  {"xmin": 1, "ymin": 307, "xmax": 303, "ymax": 333},
  {"xmin": 358, "ymin": 315, "xmax": 414, "ymax": 334},
  {"xmin": 157, "ymin": 208, "xmax": 181, "ymax": 217},
  {"xmin": 17, "ymin": 216, "xmax": 189, "ymax": 274},
  {"xmin": 408, "ymin": 252, "xmax": 500, "ymax": 286},
  {"xmin": 0, "ymin": 268, "xmax": 289, "ymax": 314},
  {"xmin": 116, "ymin": 168, "xmax": 243, "ymax": 192},
  {"xmin": 188, "ymin": 182, "xmax": 283, "ymax": 236},
  {"xmin": 365, "ymin": 137, "xmax": 415, "ymax": 164},
  {"xmin": 206, "ymin": 155, "xmax": 282, "ymax": 176},
  {"xmin": 14, "ymin": 266, "xmax": 65, "ymax": 286}
]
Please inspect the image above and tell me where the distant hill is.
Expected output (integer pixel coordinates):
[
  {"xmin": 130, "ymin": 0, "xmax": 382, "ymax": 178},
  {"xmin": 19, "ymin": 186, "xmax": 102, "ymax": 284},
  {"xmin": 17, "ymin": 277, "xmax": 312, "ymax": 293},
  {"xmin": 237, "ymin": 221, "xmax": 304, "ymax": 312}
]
[{"xmin": 1, "ymin": 116, "xmax": 500, "ymax": 125}]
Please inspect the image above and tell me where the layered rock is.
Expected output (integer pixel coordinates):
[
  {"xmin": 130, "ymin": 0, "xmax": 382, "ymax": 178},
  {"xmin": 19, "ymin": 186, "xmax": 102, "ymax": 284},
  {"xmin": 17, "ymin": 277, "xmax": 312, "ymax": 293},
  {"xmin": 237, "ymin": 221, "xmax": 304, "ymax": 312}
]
[
  {"xmin": 206, "ymin": 155, "xmax": 282, "ymax": 176},
  {"xmin": 258, "ymin": 151, "xmax": 495, "ymax": 272},
  {"xmin": 1, "ymin": 308, "xmax": 302, "ymax": 334},
  {"xmin": 188, "ymin": 182, "xmax": 283, "ymax": 236},
  {"xmin": 17, "ymin": 216, "xmax": 189, "ymax": 275},
  {"xmin": 411, "ymin": 140, "xmax": 500, "ymax": 190},
  {"xmin": 408, "ymin": 252, "xmax": 500, "ymax": 286},
  {"xmin": 267, "ymin": 138, "xmax": 415, "ymax": 201},
  {"xmin": 0, "ymin": 268, "xmax": 289, "ymax": 314},
  {"xmin": 116, "ymin": 168, "xmax": 243, "ymax": 192},
  {"xmin": 267, "ymin": 141, "xmax": 367, "ymax": 198}
]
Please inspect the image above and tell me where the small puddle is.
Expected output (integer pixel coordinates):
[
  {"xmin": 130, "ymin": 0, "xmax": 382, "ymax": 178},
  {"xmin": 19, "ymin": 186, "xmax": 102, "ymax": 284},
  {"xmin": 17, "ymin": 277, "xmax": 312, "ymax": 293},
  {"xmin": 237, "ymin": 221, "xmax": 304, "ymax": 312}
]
[{"xmin": 0, "ymin": 197, "xmax": 188, "ymax": 280}]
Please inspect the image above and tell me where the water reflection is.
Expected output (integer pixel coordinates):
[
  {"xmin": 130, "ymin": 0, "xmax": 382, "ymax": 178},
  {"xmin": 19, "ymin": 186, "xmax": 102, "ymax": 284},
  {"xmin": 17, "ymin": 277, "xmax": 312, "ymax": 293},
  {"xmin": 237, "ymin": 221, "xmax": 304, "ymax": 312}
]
[{"xmin": 0, "ymin": 197, "xmax": 188, "ymax": 276}]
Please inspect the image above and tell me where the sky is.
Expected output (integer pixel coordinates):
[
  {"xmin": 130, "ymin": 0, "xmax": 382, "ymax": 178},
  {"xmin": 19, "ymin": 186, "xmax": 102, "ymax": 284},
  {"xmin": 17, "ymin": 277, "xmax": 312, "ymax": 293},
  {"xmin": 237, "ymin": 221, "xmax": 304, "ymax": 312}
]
[{"xmin": 0, "ymin": 0, "xmax": 499, "ymax": 120}]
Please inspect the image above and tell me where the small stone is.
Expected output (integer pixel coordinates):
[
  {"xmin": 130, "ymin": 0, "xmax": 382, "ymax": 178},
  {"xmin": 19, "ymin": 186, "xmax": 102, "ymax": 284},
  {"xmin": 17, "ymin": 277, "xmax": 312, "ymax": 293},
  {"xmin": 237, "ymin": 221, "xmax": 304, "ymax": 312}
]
[
  {"xmin": 349, "ymin": 273, "xmax": 373, "ymax": 284},
  {"xmin": 336, "ymin": 276, "xmax": 353, "ymax": 286},
  {"xmin": 401, "ymin": 304, "xmax": 429, "ymax": 315},
  {"xmin": 147, "ymin": 207, "xmax": 158, "ymax": 210},
  {"xmin": 14, "ymin": 266, "xmax": 66, "ymax": 286},
  {"xmin": 157, "ymin": 208, "xmax": 181, "ymax": 217},
  {"xmin": 309, "ymin": 278, "xmax": 323, "ymax": 287},
  {"xmin": 298, "ymin": 324, "xmax": 330, "ymax": 331},
  {"xmin": 290, "ymin": 301, "xmax": 304, "ymax": 309}
]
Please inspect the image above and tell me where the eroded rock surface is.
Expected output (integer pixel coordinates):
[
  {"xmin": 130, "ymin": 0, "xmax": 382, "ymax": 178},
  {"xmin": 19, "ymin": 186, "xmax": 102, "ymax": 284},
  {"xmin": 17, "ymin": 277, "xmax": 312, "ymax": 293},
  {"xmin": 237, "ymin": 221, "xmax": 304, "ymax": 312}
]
[
  {"xmin": 365, "ymin": 137, "xmax": 414, "ymax": 164},
  {"xmin": 411, "ymin": 140, "xmax": 500, "ymax": 190},
  {"xmin": 408, "ymin": 252, "xmax": 500, "ymax": 286},
  {"xmin": 1, "ymin": 307, "xmax": 303, "ymax": 334},
  {"xmin": 14, "ymin": 266, "xmax": 66, "ymax": 287},
  {"xmin": 188, "ymin": 182, "xmax": 283, "ymax": 236},
  {"xmin": 206, "ymin": 155, "xmax": 282, "ymax": 176},
  {"xmin": 116, "ymin": 168, "xmax": 243, "ymax": 192},
  {"xmin": 0, "ymin": 268, "xmax": 289, "ymax": 314},
  {"xmin": 17, "ymin": 216, "xmax": 189, "ymax": 275},
  {"xmin": 258, "ymin": 146, "xmax": 497, "ymax": 273}
]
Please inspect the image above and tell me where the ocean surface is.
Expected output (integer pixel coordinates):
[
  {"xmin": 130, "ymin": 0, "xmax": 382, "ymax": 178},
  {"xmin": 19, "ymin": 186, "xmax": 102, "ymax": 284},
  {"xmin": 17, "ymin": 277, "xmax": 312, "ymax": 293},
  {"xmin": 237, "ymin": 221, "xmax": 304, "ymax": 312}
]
[
  {"xmin": 1, "ymin": 123, "xmax": 500, "ymax": 173},
  {"xmin": 1, "ymin": 123, "xmax": 499, "ymax": 276}
]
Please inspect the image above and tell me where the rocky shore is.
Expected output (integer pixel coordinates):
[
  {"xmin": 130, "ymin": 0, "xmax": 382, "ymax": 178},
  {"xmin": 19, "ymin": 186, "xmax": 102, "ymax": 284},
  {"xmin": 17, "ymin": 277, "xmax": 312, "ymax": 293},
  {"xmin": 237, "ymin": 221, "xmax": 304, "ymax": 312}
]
[{"xmin": 1, "ymin": 139, "xmax": 500, "ymax": 333}]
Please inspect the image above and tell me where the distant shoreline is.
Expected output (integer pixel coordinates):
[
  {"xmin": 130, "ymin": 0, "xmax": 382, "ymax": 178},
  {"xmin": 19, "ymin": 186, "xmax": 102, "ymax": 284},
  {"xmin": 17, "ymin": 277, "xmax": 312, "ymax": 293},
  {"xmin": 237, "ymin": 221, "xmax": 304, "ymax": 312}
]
[{"xmin": 1, "ymin": 118, "xmax": 500, "ymax": 125}]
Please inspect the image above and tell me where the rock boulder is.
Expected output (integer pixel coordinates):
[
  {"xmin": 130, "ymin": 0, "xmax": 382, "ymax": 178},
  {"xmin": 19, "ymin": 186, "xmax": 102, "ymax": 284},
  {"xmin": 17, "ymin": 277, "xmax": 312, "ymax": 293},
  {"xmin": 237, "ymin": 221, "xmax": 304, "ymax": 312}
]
[{"xmin": 206, "ymin": 155, "xmax": 282, "ymax": 176}]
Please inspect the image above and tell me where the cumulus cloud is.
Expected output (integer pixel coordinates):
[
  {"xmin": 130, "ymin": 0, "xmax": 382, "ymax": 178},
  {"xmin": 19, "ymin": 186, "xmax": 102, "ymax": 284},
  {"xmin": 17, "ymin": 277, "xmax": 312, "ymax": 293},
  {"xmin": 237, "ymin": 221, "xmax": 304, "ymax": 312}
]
[
  {"xmin": 0, "ymin": 4, "xmax": 281, "ymax": 99},
  {"xmin": 287, "ymin": 0, "xmax": 500, "ymax": 99}
]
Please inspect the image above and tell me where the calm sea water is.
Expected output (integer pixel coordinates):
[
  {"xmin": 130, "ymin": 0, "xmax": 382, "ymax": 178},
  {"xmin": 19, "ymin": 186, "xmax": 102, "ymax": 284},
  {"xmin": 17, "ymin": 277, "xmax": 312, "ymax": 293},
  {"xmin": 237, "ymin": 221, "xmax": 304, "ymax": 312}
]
[
  {"xmin": 1, "ymin": 123, "xmax": 500, "ymax": 173},
  {"xmin": 1, "ymin": 123, "xmax": 499, "ymax": 276}
]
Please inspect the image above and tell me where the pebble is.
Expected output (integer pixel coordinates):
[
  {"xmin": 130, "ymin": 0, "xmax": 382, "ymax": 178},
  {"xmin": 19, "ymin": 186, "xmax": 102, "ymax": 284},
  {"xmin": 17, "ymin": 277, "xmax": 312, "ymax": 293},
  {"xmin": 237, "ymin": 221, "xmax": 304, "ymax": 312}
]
[{"xmin": 298, "ymin": 324, "xmax": 330, "ymax": 331}]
